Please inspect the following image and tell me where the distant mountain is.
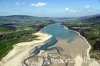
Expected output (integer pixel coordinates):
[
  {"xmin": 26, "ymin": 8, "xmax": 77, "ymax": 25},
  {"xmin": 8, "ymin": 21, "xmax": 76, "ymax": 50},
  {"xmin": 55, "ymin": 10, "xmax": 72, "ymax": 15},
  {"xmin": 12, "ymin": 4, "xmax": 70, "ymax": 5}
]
[
  {"xmin": 0, "ymin": 15, "xmax": 57, "ymax": 24},
  {"xmin": 0, "ymin": 15, "xmax": 40, "ymax": 23},
  {"xmin": 1, "ymin": 14, "xmax": 100, "ymax": 24},
  {"xmin": 6, "ymin": 15, "xmax": 38, "ymax": 19},
  {"xmin": 79, "ymin": 14, "xmax": 100, "ymax": 24}
]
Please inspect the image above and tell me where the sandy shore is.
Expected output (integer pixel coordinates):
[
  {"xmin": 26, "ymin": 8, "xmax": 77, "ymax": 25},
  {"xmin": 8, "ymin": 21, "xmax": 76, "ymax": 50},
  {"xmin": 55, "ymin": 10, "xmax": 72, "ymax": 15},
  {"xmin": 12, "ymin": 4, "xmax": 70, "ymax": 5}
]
[
  {"xmin": 64, "ymin": 27, "xmax": 100, "ymax": 66},
  {"xmin": 41, "ymin": 37, "xmax": 99, "ymax": 66},
  {"xmin": 51, "ymin": 37, "xmax": 91, "ymax": 66},
  {"xmin": 0, "ymin": 32, "xmax": 52, "ymax": 66}
]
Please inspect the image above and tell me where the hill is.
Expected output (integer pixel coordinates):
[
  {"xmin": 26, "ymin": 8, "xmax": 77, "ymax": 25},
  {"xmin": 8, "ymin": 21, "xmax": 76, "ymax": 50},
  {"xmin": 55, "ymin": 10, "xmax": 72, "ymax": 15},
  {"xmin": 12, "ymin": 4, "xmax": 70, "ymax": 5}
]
[
  {"xmin": 79, "ymin": 14, "xmax": 100, "ymax": 24},
  {"xmin": 0, "ymin": 15, "xmax": 41, "ymax": 23}
]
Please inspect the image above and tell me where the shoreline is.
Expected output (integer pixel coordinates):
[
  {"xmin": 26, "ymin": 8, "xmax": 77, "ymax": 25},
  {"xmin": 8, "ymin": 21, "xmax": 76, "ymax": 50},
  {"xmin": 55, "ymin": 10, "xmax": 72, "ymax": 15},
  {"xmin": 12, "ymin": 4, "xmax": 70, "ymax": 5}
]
[
  {"xmin": 64, "ymin": 26, "xmax": 91, "ymax": 58},
  {"xmin": 0, "ymin": 32, "xmax": 52, "ymax": 66},
  {"xmin": 64, "ymin": 26, "xmax": 100, "ymax": 66}
]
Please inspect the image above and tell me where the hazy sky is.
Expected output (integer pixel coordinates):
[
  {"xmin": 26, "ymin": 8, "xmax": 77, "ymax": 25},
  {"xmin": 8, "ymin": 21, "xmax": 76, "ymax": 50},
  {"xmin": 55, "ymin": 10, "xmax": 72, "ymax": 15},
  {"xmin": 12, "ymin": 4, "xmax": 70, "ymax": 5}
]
[{"xmin": 0, "ymin": 0, "xmax": 100, "ymax": 17}]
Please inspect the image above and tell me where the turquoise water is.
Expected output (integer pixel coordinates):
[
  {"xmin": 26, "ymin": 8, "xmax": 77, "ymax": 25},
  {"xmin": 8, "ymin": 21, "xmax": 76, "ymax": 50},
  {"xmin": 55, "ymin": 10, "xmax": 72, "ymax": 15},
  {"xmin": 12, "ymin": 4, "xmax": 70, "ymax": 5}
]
[
  {"xmin": 41, "ymin": 23, "xmax": 78, "ymax": 40},
  {"xmin": 40, "ymin": 23, "xmax": 79, "ymax": 50}
]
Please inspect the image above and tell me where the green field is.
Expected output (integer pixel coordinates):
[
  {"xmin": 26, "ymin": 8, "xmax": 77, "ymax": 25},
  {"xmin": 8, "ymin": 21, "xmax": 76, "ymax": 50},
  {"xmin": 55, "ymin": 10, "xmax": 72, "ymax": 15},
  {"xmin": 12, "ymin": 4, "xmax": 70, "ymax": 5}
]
[
  {"xmin": 0, "ymin": 27, "xmax": 13, "ymax": 32},
  {"xmin": 0, "ymin": 29, "xmax": 38, "ymax": 60}
]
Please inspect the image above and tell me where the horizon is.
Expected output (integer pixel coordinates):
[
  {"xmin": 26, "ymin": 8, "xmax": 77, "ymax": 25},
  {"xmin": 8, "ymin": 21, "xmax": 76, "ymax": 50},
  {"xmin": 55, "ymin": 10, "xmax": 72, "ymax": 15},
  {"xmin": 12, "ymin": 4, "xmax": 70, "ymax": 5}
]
[
  {"xmin": 0, "ymin": 0, "xmax": 100, "ymax": 17},
  {"xmin": 0, "ymin": 14, "xmax": 99, "ymax": 18}
]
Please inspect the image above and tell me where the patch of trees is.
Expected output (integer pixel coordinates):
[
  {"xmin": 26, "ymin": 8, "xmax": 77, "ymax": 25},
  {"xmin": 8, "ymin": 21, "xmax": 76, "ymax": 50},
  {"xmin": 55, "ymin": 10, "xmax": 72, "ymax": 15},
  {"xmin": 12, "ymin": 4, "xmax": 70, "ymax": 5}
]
[
  {"xmin": 30, "ymin": 22, "xmax": 53, "ymax": 31},
  {"xmin": 0, "ymin": 30, "xmax": 36, "ymax": 41},
  {"xmin": 0, "ymin": 24, "xmax": 16, "ymax": 30},
  {"xmin": 93, "ymin": 40, "xmax": 100, "ymax": 50}
]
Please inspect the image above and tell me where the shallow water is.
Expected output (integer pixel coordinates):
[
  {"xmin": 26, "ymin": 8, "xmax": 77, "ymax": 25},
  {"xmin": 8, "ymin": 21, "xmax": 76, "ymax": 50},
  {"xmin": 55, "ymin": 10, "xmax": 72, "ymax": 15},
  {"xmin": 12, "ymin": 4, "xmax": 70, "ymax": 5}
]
[{"xmin": 40, "ymin": 23, "xmax": 79, "ymax": 50}]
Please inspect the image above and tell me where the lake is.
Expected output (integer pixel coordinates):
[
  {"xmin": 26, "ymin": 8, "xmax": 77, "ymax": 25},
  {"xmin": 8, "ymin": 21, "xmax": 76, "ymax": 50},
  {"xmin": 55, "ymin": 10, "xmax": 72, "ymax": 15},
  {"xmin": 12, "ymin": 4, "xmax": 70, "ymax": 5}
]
[{"xmin": 40, "ymin": 23, "xmax": 79, "ymax": 50}]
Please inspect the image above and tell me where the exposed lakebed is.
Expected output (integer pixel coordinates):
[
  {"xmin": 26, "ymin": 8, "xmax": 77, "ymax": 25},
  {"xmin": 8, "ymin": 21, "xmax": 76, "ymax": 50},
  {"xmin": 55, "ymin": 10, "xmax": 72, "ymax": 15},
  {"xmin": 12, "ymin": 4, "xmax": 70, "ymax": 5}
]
[{"xmin": 22, "ymin": 23, "xmax": 92, "ymax": 66}]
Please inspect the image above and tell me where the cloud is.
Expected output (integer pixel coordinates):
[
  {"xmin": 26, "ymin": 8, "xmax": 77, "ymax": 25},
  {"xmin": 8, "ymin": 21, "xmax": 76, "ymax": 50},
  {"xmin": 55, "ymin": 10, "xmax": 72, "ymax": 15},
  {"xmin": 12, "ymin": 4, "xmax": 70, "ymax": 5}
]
[
  {"xmin": 84, "ymin": 5, "xmax": 92, "ymax": 10},
  {"xmin": 65, "ymin": 8, "xmax": 77, "ymax": 13},
  {"xmin": 65, "ymin": 8, "xmax": 70, "ymax": 11},
  {"xmin": 31, "ymin": 2, "xmax": 47, "ymax": 7}
]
